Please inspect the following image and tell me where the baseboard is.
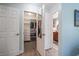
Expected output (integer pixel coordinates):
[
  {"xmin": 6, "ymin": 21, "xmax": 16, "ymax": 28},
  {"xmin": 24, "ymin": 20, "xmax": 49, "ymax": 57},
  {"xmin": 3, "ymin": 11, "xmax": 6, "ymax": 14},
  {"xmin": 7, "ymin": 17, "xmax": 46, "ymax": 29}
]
[
  {"xmin": 36, "ymin": 50, "xmax": 41, "ymax": 56},
  {"xmin": 17, "ymin": 50, "xmax": 24, "ymax": 56}
]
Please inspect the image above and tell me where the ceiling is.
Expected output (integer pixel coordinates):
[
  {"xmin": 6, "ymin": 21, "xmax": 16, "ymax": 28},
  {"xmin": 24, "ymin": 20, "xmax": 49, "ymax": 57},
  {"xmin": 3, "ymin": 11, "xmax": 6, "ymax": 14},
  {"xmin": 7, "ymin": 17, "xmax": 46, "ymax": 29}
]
[
  {"xmin": 0, "ymin": 3, "xmax": 59, "ymax": 9},
  {"xmin": 0, "ymin": 3, "xmax": 42, "ymax": 8},
  {"xmin": 0, "ymin": 3, "xmax": 60, "ymax": 13}
]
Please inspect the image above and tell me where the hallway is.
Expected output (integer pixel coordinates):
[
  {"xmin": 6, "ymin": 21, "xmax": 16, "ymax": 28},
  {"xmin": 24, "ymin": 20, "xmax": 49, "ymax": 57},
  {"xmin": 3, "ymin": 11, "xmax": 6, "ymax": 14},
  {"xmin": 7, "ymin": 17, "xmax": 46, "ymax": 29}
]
[{"xmin": 20, "ymin": 40, "xmax": 40, "ymax": 56}]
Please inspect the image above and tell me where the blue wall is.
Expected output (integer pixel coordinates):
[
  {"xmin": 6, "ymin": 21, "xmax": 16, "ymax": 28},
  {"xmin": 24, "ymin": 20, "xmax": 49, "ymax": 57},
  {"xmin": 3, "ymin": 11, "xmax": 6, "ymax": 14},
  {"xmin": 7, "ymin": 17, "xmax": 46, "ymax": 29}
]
[{"xmin": 60, "ymin": 3, "xmax": 79, "ymax": 56}]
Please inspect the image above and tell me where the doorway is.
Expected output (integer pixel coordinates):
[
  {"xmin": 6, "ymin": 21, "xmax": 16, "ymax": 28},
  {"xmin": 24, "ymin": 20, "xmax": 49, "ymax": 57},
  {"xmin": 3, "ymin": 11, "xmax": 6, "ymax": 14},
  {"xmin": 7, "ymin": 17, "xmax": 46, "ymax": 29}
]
[
  {"xmin": 22, "ymin": 11, "xmax": 42, "ymax": 56},
  {"xmin": 23, "ymin": 11, "xmax": 37, "ymax": 56},
  {"xmin": 52, "ymin": 12, "xmax": 59, "ymax": 55}
]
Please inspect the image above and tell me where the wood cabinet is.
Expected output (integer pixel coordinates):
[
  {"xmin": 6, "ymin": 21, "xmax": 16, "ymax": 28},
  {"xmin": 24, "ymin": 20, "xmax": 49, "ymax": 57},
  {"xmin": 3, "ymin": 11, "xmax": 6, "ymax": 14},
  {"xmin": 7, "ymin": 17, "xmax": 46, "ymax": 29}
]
[{"xmin": 53, "ymin": 32, "xmax": 58, "ymax": 42}]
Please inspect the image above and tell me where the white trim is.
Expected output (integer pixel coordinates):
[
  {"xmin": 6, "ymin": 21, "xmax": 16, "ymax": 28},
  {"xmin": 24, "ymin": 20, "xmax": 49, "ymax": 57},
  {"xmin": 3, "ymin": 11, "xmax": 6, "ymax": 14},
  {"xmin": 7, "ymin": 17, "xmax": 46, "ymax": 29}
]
[
  {"xmin": 41, "ymin": 4, "xmax": 45, "ymax": 56},
  {"xmin": 22, "ymin": 10, "xmax": 24, "ymax": 52},
  {"xmin": 51, "ymin": 4, "xmax": 62, "ymax": 56},
  {"xmin": 58, "ymin": 4, "xmax": 62, "ymax": 56},
  {"xmin": 19, "ymin": 50, "xmax": 24, "ymax": 55}
]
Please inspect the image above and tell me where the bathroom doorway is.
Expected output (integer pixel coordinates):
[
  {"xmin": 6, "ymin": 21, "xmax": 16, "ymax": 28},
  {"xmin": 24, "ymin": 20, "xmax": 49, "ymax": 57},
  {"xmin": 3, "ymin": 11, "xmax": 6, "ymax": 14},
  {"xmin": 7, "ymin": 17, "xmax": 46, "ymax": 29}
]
[{"xmin": 52, "ymin": 12, "xmax": 59, "ymax": 55}]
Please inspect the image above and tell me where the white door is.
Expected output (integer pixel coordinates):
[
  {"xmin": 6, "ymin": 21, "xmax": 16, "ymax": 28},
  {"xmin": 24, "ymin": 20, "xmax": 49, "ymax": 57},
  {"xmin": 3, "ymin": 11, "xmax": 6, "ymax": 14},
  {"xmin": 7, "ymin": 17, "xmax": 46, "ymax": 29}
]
[
  {"xmin": 37, "ymin": 5, "xmax": 45, "ymax": 56},
  {"xmin": 0, "ymin": 5, "xmax": 20, "ymax": 56}
]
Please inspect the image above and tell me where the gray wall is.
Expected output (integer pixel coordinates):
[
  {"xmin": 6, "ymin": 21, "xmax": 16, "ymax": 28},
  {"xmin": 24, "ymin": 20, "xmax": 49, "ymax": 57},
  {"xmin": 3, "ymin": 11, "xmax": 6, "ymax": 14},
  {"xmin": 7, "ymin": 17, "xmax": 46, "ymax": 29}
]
[{"xmin": 60, "ymin": 3, "xmax": 79, "ymax": 56}]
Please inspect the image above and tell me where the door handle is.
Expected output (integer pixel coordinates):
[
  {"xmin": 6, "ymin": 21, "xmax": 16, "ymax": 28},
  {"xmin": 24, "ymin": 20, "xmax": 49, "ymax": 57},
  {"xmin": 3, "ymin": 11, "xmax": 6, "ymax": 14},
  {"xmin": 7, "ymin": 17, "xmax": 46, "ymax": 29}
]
[
  {"xmin": 16, "ymin": 33, "xmax": 20, "ymax": 36},
  {"xmin": 42, "ymin": 33, "xmax": 45, "ymax": 36}
]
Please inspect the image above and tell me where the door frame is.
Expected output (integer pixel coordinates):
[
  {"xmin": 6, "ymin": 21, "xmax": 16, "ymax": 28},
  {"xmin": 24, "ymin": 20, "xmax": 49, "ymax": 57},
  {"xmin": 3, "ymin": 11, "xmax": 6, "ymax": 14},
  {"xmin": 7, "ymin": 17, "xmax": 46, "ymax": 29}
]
[
  {"xmin": 22, "ymin": 11, "xmax": 40, "ymax": 55},
  {"xmin": 22, "ymin": 9, "xmax": 45, "ymax": 56},
  {"xmin": 51, "ymin": 8, "xmax": 62, "ymax": 56},
  {"xmin": 19, "ymin": 10, "xmax": 24, "ymax": 55}
]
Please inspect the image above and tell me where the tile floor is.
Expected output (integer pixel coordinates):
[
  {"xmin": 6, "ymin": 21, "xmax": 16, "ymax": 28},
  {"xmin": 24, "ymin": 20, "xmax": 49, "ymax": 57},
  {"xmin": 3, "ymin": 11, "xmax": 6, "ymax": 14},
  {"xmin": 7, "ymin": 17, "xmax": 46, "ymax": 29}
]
[
  {"xmin": 19, "ymin": 40, "xmax": 58, "ymax": 56},
  {"xmin": 45, "ymin": 41, "xmax": 58, "ymax": 56},
  {"xmin": 19, "ymin": 41, "xmax": 40, "ymax": 56}
]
